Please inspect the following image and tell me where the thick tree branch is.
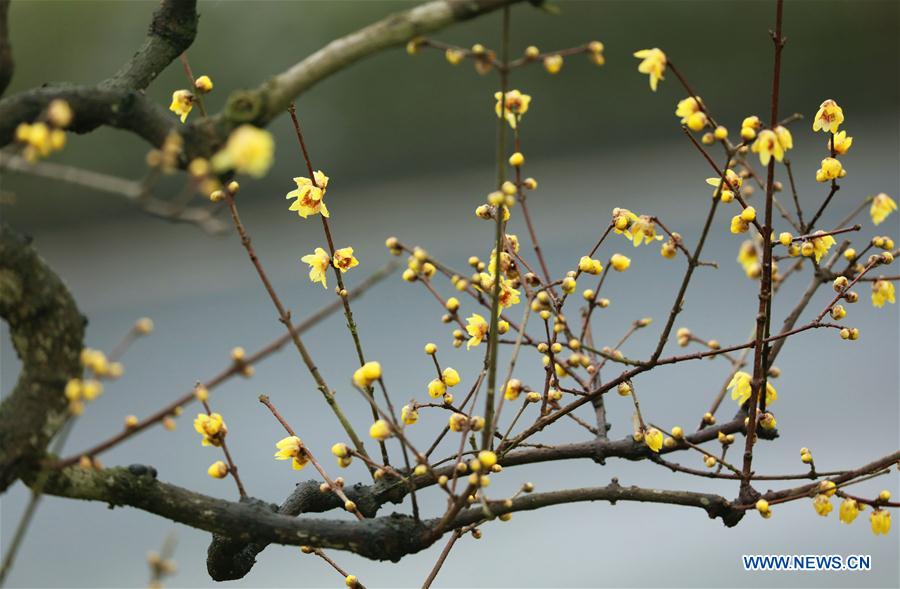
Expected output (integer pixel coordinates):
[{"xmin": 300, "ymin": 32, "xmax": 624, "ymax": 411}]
[
  {"xmin": 0, "ymin": 0, "xmax": 521, "ymax": 159},
  {"xmin": 0, "ymin": 223, "xmax": 85, "ymax": 491},
  {"xmin": 33, "ymin": 463, "xmax": 743, "ymax": 564},
  {"xmin": 206, "ymin": 410, "xmax": 767, "ymax": 579},
  {"xmin": 0, "ymin": 0, "xmax": 13, "ymax": 97}
]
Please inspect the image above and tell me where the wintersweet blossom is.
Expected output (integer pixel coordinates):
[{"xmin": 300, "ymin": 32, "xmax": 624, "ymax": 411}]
[
  {"xmin": 809, "ymin": 231, "xmax": 837, "ymax": 263},
  {"xmin": 829, "ymin": 130, "xmax": 853, "ymax": 155},
  {"xmin": 208, "ymin": 461, "xmax": 228, "ymax": 479},
  {"xmin": 169, "ymin": 90, "xmax": 193, "ymax": 123},
  {"xmin": 210, "ymin": 125, "xmax": 274, "ymax": 177},
  {"xmin": 301, "ymin": 247, "xmax": 331, "ymax": 288},
  {"xmin": 870, "ymin": 509, "xmax": 891, "ymax": 535},
  {"xmin": 812, "ymin": 99, "xmax": 844, "ymax": 133},
  {"xmin": 332, "ymin": 247, "xmax": 359, "ymax": 273},
  {"xmin": 494, "ymin": 90, "xmax": 531, "ymax": 129},
  {"xmin": 839, "ymin": 498, "xmax": 860, "ymax": 524},
  {"xmin": 813, "ymin": 494, "xmax": 833, "ymax": 517},
  {"xmin": 815, "ymin": 157, "xmax": 844, "ymax": 183},
  {"xmin": 644, "ymin": 428, "xmax": 663, "ymax": 453},
  {"xmin": 870, "ymin": 193, "xmax": 897, "ymax": 225},
  {"xmin": 465, "ymin": 313, "xmax": 489, "ymax": 349},
  {"xmin": 727, "ymin": 371, "xmax": 777, "ymax": 406},
  {"xmin": 286, "ymin": 171, "xmax": 330, "ymax": 218},
  {"xmin": 193, "ymin": 413, "xmax": 227, "ymax": 447},
  {"xmin": 610, "ymin": 254, "xmax": 631, "ymax": 272},
  {"xmin": 751, "ymin": 127, "xmax": 793, "ymax": 166},
  {"xmin": 274, "ymin": 435, "xmax": 310, "ymax": 470},
  {"xmin": 675, "ymin": 96, "xmax": 707, "ymax": 132},
  {"xmin": 872, "ymin": 280, "xmax": 895, "ymax": 308},
  {"xmin": 543, "ymin": 54, "xmax": 563, "ymax": 74},
  {"xmin": 706, "ymin": 169, "xmax": 742, "ymax": 201},
  {"xmin": 633, "ymin": 48, "xmax": 666, "ymax": 91},
  {"xmin": 352, "ymin": 361, "xmax": 381, "ymax": 388}
]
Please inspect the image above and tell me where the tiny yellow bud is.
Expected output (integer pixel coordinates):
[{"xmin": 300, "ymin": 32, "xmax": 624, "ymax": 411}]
[{"xmin": 508, "ymin": 152, "xmax": 524, "ymax": 167}]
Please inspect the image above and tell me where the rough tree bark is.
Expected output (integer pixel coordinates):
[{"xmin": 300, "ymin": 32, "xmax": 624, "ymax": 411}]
[{"xmin": 0, "ymin": 224, "xmax": 85, "ymax": 491}]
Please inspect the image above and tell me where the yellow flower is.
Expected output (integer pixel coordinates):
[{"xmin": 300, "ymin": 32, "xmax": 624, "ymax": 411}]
[
  {"xmin": 578, "ymin": 256, "xmax": 603, "ymax": 275},
  {"xmin": 812, "ymin": 99, "xmax": 844, "ymax": 133},
  {"xmin": 829, "ymin": 130, "xmax": 852, "ymax": 155},
  {"xmin": 211, "ymin": 125, "xmax": 274, "ymax": 178},
  {"xmin": 706, "ymin": 169, "xmax": 742, "ymax": 201},
  {"xmin": 543, "ymin": 54, "xmax": 563, "ymax": 74},
  {"xmin": 442, "ymin": 367, "xmax": 461, "ymax": 387},
  {"xmin": 194, "ymin": 75, "xmax": 214, "ymax": 93},
  {"xmin": 625, "ymin": 216, "xmax": 663, "ymax": 247},
  {"xmin": 839, "ymin": 498, "xmax": 860, "ymax": 524},
  {"xmin": 207, "ymin": 461, "xmax": 228, "ymax": 479},
  {"xmin": 737, "ymin": 242, "xmax": 760, "ymax": 279},
  {"xmin": 286, "ymin": 171, "xmax": 330, "ymax": 218},
  {"xmin": 633, "ymin": 48, "xmax": 666, "ymax": 91},
  {"xmin": 369, "ymin": 419, "xmax": 392, "ymax": 441},
  {"xmin": 352, "ymin": 361, "xmax": 382, "ymax": 388},
  {"xmin": 193, "ymin": 413, "xmax": 227, "ymax": 447},
  {"xmin": 675, "ymin": 96, "xmax": 707, "ymax": 132},
  {"xmin": 465, "ymin": 313, "xmax": 489, "ymax": 349},
  {"xmin": 428, "ymin": 378, "xmax": 446, "ymax": 398},
  {"xmin": 870, "ymin": 193, "xmax": 897, "ymax": 225},
  {"xmin": 47, "ymin": 99, "xmax": 73, "ymax": 127},
  {"xmin": 813, "ymin": 494, "xmax": 833, "ymax": 517},
  {"xmin": 169, "ymin": 90, "xmax": 193, "ymax": 123},
  {"xmin": 727, "ymin": 371, "xmax": 776, "ymax": 406},
  {"xmin": 406, "ymin": 37, "xmax": 425, "ymax": 55},
  {"xmin": 751, "ymin": 127, "xmax": 792, "ymax": 166},
  {"xmin": 730, "ymin": 215, "xmax": 749, "ymax": 234},
  {"xmin": 610, "ymin": 254, "xmax": 631, "ymax": 272},
  {"xmin": 274, "ymin": 435, "xmax": 310, "ymax": 470},
  {"xmin": 644, "ymin": 428, "xmax": 663, "ymax": 453},
  {"xmin": 870, "ymin": 509, "xmax": 891, "ymax": 535},
  {"xmin": 872, "ymin": 280, "xmax": 895, "ymax": 308},
  {"xmin": 401, "ymin": 404, "xmax": 419, "ymax": 425},
  {"xmin": 503, "ymin": 379, "xmax": 522, "ymax": 401},
  {"xmin": 301, "ymin": 247, "xmax": 331, "ymax": 288},
  {"xmin": 815, "ymin": 157, "xmax": 844, "ymax": 182},
  {"xmin": 445, "ymin": 48, "xmax": 464, "ymax": 65},
  {"xmin": 809, "ymin": 231, "xmax": 836, "ymax": 263},
  {"xmin": 494, "ymin": 90, "xmax": 531, "ymax": 129},
  {"xmin": 333, "ymin": 247, "xmax": 359, "ymax": 273},
  {"xmin": 587, "ymin": 41, "xmax": 605, "ymax": 65}
]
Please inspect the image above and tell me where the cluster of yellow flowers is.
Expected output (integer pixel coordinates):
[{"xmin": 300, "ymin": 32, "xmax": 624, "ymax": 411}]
[
  {"xmin": 15, "ymin": 99, "xmax": 72, "ymax": 162},
  {"xmin": 612, "ymin": 208, "xmax": 663, "ymax": 248},
  {"xmin": 168, "ymin": 74, "xmax": 213, "ymax": 123},
  {"xmin": 193, "ymin": 412, "xmax": 227, "ymax": 447},
  {"xmin": 285, "ymin": 169, "xmax": 361, "ymax": 288},
  {"xmin": 727, "ymin": 371, "xmax": 777, "ymax": 407},
  {"xmin": 795, "ymin": 481, "xmax": 894, "ymax": 536},
  {"xmin": 64, "ymin": 347, "xmax": 124, "ymax": 415}
]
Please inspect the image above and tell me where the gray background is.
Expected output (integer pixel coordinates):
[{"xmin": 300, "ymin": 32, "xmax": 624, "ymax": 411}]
[{"xmin": 1, "ymin": 1, "xmax": 898, "ymax": 587}]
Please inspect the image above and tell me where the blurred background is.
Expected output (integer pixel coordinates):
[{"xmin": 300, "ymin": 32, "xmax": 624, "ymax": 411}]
[{"xmin": 1, "ymin": 1, "xmax": 898, "ymax": 587}]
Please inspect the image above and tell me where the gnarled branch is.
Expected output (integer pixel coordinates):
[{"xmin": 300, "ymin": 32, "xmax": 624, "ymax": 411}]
[{"xmin": 0, "ymin": 223, "xmax": 85, "ymax": 491}]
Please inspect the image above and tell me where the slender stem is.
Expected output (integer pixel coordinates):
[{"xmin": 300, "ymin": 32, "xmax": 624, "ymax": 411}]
[
  {"xmin": 259, "ymin": 395, "xmax": 364, "ymax": 521},
  {"xmin": 421, "ymin": 530, "xmax": 462, "ymax": 589},
  {"xmin": 223, "ymin": 190, "xmax": 369, "ymax": 459},
  {"xmin": 286, "ymin": 102, "xmax": 391, "ymax": 468},
  {"xmin": 741, "ymin": 0, "xmax": 784, "ymax": 493},
  {"xmin": 483, "ymin": 5, "xmax": 511, "ymax": 449}
]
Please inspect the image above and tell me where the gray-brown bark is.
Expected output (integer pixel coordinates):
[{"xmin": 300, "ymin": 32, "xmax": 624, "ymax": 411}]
[{"xmin": 0, "ymin": 224, "xmax": 85, "ymax": 491}]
